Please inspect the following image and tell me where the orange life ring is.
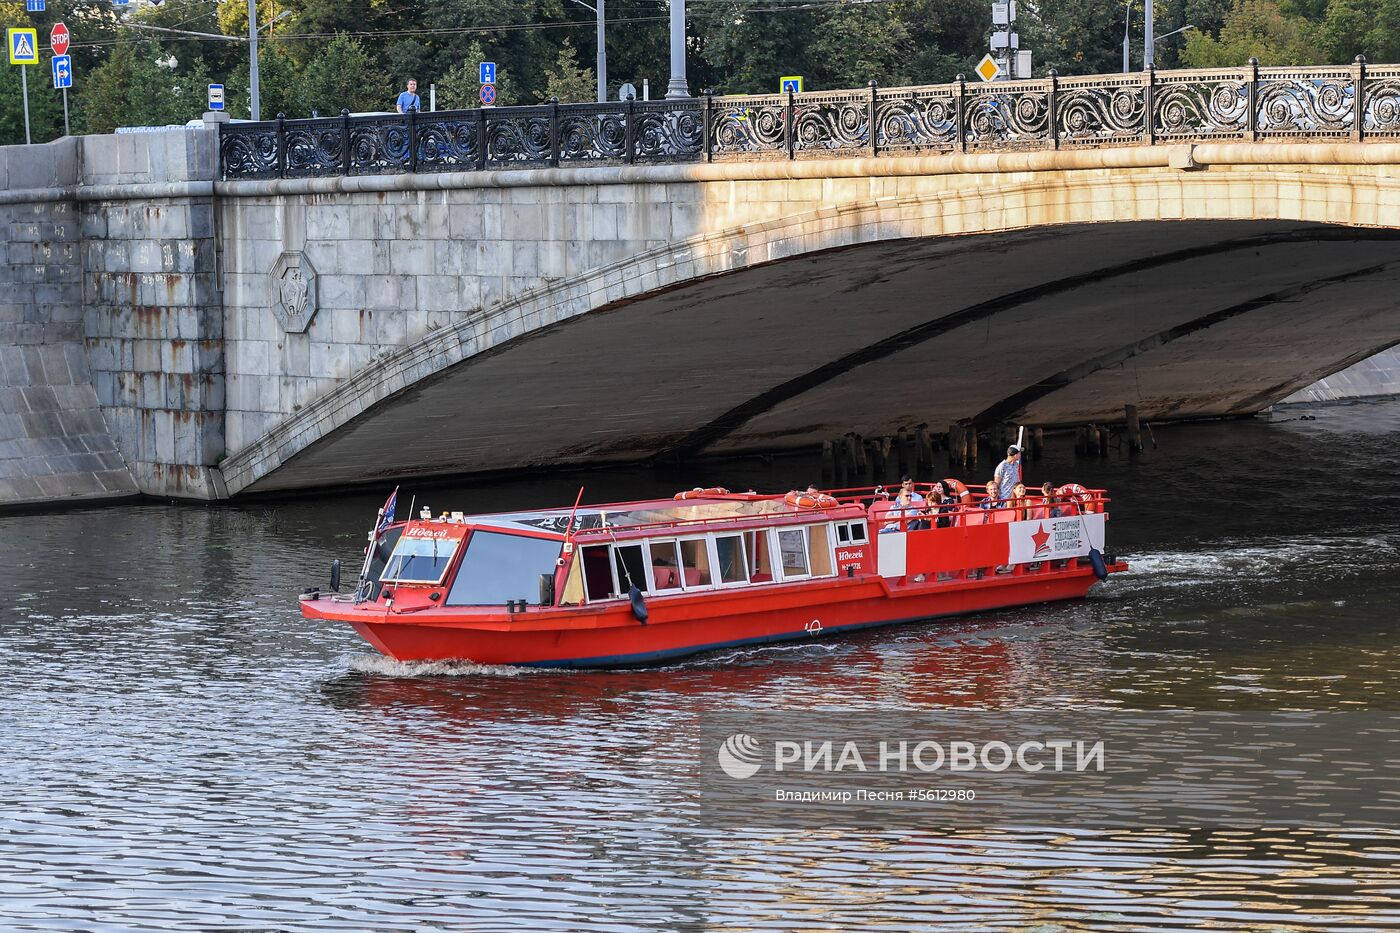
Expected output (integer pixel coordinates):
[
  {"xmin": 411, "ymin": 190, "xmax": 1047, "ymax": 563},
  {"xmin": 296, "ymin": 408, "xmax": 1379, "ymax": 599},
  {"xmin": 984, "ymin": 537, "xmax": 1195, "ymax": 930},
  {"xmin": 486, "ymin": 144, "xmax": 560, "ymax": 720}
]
[
  {"xmin": 942, "ymin": 478, "xmax": 974, "ymax": 504},
  {"xmin": 1055, "ymin": 483, "xmax": 1099, "ymax": 513},
  {"xmin": 785, "ymin": 491, "xmax": 840, "ymax": 509},
  {"xmin": 674, "ymin": 486, "xmax": 730, "ymax": 500}
]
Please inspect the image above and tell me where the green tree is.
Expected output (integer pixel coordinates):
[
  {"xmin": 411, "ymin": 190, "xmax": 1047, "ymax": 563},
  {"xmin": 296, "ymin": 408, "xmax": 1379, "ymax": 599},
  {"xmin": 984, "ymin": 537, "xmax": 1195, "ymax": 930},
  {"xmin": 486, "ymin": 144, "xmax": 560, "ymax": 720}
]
[
  {"xmin": 75, "ymin": 40, "xmax": 213, "ymax": 133},
  {"xmin": 539, "ymin": 40, "xmax": 595, "ymax": 102},
  {"xmin": 1182, "ymin": 0, "xmax": 1327, "ymax": 66},
  {"xmin": 300, "ymin": 34, "xmax": 392, "ymax": 116},
  {"xmin": 1320, "ymin": 0, "xmax": 1400, "ymax": 62}
]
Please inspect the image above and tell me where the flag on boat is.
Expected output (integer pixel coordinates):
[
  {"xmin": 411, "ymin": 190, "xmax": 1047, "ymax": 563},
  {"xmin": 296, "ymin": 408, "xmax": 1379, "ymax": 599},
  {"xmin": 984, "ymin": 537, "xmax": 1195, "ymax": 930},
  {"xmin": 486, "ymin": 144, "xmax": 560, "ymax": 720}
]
[{"xmin": 376, "ymin": 487, "xmax": 398, "ymax": 537}]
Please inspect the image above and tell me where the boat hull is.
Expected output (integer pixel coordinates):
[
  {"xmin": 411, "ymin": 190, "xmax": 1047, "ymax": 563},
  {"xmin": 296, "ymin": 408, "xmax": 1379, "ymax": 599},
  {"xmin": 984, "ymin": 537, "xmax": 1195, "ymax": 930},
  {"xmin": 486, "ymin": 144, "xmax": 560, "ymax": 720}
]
[{"xmin": 308, "ymin": 564, "xmax": 1119, "ymax": 669}]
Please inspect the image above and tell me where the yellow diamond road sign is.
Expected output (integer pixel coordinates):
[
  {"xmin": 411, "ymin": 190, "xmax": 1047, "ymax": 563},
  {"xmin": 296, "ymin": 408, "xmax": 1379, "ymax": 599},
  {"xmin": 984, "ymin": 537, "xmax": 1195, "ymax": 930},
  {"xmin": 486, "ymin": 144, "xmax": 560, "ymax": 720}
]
[
  {"xmin": 975, "ymin": 54, "xmax": 1001, "ymax": 82},
  {"xmin": 8, "ymin": 28, "xmax": 40, "ymax": 66}
]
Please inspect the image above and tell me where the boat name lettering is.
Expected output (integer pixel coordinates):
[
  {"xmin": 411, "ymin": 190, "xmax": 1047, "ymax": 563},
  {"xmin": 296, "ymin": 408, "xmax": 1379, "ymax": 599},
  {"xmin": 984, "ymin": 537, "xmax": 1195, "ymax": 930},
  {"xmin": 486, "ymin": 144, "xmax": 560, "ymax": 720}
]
[
  {"xmin": 837, "ymin": 548, "xmax": 866, "ymax": 562},
  {"xmin": 404, "ymin": 526, "xmax": 454, "ymax": 539}
]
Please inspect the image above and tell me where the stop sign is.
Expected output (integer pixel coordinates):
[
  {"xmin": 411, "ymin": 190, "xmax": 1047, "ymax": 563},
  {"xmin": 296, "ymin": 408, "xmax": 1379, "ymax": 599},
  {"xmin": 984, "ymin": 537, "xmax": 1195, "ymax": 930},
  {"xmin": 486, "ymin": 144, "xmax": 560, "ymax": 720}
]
[{"xmin": 50, "ymin": 23, "xmax": 69, "ymax": 56}]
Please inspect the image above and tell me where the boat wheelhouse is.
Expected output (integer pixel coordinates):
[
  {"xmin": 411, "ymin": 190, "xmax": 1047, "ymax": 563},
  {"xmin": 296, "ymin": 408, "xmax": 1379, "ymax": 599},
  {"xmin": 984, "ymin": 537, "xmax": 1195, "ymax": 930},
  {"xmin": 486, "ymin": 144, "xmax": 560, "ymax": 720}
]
[{"xmin": 301, "ymin": 485, "xmax": 1126, "ymax": 668}]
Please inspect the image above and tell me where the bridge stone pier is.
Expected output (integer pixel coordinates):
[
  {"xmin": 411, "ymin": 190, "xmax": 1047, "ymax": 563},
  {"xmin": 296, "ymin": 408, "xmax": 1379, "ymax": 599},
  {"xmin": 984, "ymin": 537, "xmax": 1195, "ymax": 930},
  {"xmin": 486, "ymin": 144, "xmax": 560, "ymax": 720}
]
[{"xmin": 6, "ymin": 66, "xmax": 1400, "ymax": 505}]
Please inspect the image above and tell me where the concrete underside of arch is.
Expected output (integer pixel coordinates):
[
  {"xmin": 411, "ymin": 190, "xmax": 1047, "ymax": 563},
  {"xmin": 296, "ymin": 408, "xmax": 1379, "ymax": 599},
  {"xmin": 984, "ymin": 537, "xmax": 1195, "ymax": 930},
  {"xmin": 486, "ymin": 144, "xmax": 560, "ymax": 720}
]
[{"xmin": 237, "ymin": 216, "xmax": 1400, "ymax": 494}]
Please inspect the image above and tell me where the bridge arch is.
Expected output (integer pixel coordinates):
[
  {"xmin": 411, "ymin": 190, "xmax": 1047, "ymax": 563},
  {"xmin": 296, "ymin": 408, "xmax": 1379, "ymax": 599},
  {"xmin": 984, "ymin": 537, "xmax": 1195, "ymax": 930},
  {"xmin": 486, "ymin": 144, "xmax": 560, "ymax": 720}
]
[{"xmin": 218, "ymin": 148, "xmax": 1400, "ymax": 495}]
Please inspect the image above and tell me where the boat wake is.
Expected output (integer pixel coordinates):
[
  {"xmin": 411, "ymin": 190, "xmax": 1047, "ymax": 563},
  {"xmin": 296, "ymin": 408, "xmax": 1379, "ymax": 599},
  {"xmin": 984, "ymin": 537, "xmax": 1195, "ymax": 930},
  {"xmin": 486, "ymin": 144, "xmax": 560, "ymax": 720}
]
[
  {"xmin": 1116, "ymin": 533, "xmax": 1396, "ymax": 587},
  {"xmin": 344, "ymin": 654, "xmax": 544, "ymax": 678}
]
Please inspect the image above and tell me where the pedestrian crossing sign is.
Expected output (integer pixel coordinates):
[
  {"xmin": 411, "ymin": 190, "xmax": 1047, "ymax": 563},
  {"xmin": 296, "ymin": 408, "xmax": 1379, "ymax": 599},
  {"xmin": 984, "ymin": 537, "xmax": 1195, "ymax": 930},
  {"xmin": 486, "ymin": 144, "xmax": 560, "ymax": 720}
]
[
  {"xmin": 8, "ymin": 28, "xmax": 40, "ymax": 66},
  {"xmin": 779, "ymin": 75, "xmax": 804, "ymax": 94}
]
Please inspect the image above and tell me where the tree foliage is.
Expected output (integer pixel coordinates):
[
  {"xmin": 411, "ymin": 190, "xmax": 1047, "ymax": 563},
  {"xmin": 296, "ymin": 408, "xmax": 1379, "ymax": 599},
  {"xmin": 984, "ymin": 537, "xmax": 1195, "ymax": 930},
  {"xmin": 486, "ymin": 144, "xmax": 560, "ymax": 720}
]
[{"xmin": 3, "ymin": 0, "xmax": 1398, "ymax": 147}]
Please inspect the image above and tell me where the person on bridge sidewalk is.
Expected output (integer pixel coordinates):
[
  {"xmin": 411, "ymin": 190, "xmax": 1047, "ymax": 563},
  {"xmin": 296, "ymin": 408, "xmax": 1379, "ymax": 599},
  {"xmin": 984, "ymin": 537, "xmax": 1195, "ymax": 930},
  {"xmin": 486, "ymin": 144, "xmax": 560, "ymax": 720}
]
[
  {"xmin": 396, "ymin": 78, "xmax": 421, "ymax": 113},
  {"xmin": 994, "ymin": 445, "xmax": 1023, "ymax": 501}
]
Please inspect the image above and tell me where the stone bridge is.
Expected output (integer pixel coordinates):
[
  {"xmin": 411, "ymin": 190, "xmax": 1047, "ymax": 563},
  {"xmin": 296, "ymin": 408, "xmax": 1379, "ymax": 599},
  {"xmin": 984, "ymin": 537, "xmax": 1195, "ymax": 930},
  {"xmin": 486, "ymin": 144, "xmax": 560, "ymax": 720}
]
[{"xmin": 4, "ymin": 64, "xmax": 1400, "ymax": 505}]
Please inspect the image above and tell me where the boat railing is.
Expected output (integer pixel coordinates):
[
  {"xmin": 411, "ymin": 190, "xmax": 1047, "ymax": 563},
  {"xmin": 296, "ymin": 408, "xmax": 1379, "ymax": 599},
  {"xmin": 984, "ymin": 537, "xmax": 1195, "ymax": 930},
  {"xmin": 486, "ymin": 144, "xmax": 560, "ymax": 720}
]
[
  {"xmin": 824, "ymin": 483, "xmax": 1110, "ymax": 533},
  {"xmin": 569, "ymin": 502, "xmax": 862, "ymax": 540}
]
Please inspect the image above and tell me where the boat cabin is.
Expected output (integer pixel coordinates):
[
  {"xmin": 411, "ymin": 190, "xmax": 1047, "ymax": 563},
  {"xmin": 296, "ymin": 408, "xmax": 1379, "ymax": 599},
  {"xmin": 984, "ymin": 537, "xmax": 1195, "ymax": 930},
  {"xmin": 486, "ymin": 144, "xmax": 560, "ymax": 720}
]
[{"xmin": 363, "ymin": 495, "xmax": 871, "ymax": 610}]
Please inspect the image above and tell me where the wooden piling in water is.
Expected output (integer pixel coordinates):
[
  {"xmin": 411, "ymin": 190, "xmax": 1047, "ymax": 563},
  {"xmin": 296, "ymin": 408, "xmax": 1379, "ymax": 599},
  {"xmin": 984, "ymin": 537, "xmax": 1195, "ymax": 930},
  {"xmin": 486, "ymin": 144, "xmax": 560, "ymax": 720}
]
[
  {"xmin": 916, "ymin": 425, "xmax": 933, "ymax": 479},
  {"xmin": 895, "ymin": 428, "xmax": 909, "ymax": 477},
  {"xmin": 1125, "ymin": 404, "xmax": 1142, "ymax": 452},
  {"xmin": 853, "ymin": 433, "xmax": 868, "ymax": 474},
  {"xmin": 868, "ymin": 437, "xmax": 887, "ymax": 480},
  {"xmin": 820, "ymin": 440, "xmax": 835, "ymax": 482},
  {"xmin": 1032, "ymin": 426, "xmax": 1045, "ymax": 460},
  {"xmin": 948, "ymin": 423, "xmax": 963, "ymax": 469}
]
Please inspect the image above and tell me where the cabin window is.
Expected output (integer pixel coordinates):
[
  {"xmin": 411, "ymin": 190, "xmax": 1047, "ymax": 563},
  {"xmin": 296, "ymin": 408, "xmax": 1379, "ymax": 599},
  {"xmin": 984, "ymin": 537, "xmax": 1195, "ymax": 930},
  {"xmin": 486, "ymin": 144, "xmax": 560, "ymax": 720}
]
[
  {"xmin": 809, "ymin": 524, "xmax": 835, "ymax": 576},
  {"xmin": 445, "ymin": 531, "xmax": 562, "ymax": 605},
  {"xmin": 382, "ymin": 533, "xmax": 464, "ymax": 585},
  {"xmin": 678, "ymin": 538, "xmax": 714, "ymax": 589},
  {"xmin": 613, "ymin": 544, "xmax": 649, "ymax": 596},
  {"xmin": 835, "ymin": 520, "xmax": 866, "ymax": 545},
  {"xmin": 582, "ymin": 545, "xmax": 613, "ymax": 601},
  {"xmin": 777, "ymin": 528, "xmax": 810, "ymax": 580},
  {"xmin": 743, "ymin": 530, "xmax": 776, "ymax": 583},
  {"xmin": 714, "ymin": 534, "xmax": 748, "ymax": 585},
  {"xmin": 649, "ymin": 539, "xmax": 684, "ymax": 592}
]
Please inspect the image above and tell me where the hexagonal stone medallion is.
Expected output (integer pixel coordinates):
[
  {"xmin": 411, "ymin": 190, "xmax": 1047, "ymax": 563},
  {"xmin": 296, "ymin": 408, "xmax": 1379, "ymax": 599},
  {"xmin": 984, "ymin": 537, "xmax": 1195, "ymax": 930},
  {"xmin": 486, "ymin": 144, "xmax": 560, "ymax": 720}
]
[{"xmin": 269, "ymin": 251, "xmax": 318, "ymax": 333}]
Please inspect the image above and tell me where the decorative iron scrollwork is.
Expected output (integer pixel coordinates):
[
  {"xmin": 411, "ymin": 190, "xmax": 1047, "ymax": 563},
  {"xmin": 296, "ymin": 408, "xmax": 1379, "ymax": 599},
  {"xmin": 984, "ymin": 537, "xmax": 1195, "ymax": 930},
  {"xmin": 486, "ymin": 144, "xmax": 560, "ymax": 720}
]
[
  {"xmin": 216, "ymin": 65, "xmax": 1393, "ymax": 180},
  {"xmin": 875, "ymin": 89, "xmax": 958, "ymax": 152}
]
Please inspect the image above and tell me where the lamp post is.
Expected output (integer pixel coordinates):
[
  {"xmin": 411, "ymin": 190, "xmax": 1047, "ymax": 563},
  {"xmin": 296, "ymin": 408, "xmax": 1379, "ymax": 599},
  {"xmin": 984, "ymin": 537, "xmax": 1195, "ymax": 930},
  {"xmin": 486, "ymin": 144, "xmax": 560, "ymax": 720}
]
[
  {"xmin": 1122, "ymin": 1, "xmax": 1132, "ymax": 74},
  {"xmin": 666, "ymin": 0, "xmax": 688, "ymax": 99},
  {"xmin": 248, "ymin": 0, "xmax": 260, "ymax": 121},
  {"xmin": 1143, "ymin": 0, "xmax": 1154, "ymax": 69},
  {"xmin": 568, "ymin": 0, "xmax": 606, "ymax": 102}
]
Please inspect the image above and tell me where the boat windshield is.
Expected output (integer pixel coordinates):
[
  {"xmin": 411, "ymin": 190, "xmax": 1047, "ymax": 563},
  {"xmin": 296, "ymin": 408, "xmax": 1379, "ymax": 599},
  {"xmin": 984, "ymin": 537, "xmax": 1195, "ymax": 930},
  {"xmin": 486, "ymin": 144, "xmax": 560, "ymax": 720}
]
[
  {"xmin": 382, "ymin": 534, "xmax": 463, "ymax": 584},
  {"xmin": 446, "ymin": 531, "xmax": 563, "ymax": 605}
]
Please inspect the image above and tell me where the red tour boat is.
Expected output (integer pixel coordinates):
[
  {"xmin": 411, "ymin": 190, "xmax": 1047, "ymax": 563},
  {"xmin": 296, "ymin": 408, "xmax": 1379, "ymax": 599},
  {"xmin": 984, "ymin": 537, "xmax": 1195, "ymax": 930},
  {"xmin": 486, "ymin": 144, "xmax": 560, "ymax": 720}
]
[{"xmin": 301, "ymin": 483, "xmax": 1126, "ymax": 668}]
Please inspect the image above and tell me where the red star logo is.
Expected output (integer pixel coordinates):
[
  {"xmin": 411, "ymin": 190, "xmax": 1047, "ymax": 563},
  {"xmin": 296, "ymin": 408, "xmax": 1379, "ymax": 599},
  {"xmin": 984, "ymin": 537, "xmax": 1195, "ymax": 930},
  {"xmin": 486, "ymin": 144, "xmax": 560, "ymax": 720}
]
[{"xmin": 1030, "ymin": 523, "xmax": 1051, "ymax": 557}]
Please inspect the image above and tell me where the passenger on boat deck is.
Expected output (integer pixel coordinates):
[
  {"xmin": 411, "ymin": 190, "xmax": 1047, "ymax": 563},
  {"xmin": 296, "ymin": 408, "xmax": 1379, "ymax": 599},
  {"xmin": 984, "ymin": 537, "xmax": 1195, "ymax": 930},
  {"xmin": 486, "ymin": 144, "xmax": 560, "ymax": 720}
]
[
  {"xmin": 882, "ymin": 477, "xmax": 926, "ymax": 532},
  {"xmin": 978, "ymin": 481, "xmax": 1001, "ymax": 522},
  {"xmin": 929, "ymin": 484, "xmax": 954, "ymax": 529},
  {"xmin": 1041, "ymin": 482, "xmax": 1066, "ymax": 518},
  {"xmin": 902, "ymin": 476, "xmax": 930, "ymax": 530},
  {"xmin": 994, "ymin": 445, "xmax": 1023, "ymax": 500},
  {"xmin": 1008, "ymin": 483, "xmax": 1031, "ymax": 521}
]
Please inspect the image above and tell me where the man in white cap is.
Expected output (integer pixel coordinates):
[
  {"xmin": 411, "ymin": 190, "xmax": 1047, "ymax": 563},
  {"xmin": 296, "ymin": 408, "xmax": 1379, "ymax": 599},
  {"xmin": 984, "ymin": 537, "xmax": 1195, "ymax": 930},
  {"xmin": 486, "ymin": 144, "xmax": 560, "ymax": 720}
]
[{"xmin": 993, "ymin": 444, "xmax": 1022, "ymax": 502}]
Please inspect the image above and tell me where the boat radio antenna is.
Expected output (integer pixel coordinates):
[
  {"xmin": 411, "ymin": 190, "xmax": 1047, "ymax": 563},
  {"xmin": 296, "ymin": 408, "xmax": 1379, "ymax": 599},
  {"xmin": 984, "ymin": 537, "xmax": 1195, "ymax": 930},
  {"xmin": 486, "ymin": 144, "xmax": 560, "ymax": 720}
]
[{"xmin": 564, "ymin": 486, "xmax": 585, "ymax": 543}]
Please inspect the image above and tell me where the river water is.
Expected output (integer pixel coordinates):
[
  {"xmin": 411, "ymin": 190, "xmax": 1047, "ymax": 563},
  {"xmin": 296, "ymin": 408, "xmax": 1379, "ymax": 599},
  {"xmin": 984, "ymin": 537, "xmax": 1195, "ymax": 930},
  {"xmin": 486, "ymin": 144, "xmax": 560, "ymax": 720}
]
[{"xmin": 3, "ymin": 400, "xmax": 1399, "ymax": 931}]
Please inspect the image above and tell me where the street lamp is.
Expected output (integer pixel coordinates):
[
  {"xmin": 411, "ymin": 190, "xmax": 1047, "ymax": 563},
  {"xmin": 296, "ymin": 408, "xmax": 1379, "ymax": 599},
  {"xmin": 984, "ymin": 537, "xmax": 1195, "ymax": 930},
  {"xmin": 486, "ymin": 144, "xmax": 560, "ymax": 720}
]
[
  {"xmin": 1123, "ymin": 2, "xmax": 1194, "ymax": 72},
  {"xmin": 1155, "ymin": 24, "xmax": 1196, "ymax": 45},
  {"xmin": 568, "ymin": 0, "xmax": 606, "ymax": 103},
  {"xmin": 127, "ymin": 9, "xmax": 289, "ymax": 121}
]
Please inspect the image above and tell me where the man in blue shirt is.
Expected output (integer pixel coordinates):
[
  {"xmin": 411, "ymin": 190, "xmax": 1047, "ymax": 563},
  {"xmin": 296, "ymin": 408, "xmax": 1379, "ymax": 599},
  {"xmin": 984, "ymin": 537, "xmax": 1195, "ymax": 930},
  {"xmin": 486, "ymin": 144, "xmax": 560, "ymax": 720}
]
[{"xmin": 396, "ymin": 79, "xmax": 421, "ymax": 113}]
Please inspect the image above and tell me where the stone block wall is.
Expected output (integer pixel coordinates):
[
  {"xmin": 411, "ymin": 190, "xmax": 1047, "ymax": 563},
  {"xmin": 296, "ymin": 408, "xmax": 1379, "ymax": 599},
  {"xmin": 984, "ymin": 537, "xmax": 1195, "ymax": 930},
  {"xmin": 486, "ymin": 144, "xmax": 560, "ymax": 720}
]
[
  {"xmin": 217, "ymin": 183, "xmax": 668, "ymax": 456},
  {"xmin": 78, "ymin": 130, "xmax": 225, "ymax": 499},
  {"xmin": 0, "ymin": 138, "xmax": 137, "ymax": 506}
]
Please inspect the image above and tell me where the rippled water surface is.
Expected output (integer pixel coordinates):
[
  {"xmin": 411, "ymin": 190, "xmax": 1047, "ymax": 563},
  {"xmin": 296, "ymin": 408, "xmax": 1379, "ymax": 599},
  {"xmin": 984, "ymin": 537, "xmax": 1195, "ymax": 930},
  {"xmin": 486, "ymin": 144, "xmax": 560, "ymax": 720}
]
[{"xmin": 4, "ymin": 401, "xmax": 1400, "ymax": 930}]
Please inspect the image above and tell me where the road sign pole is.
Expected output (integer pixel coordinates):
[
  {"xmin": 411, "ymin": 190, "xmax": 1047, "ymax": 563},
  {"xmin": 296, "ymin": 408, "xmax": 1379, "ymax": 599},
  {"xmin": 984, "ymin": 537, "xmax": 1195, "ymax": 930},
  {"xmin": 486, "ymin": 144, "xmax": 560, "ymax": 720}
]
[
  {"xmin": 62, "ymin": 87, "xmax": 68, "ymax": 136},
  {"xmin": 20, "ymin": 64, "xmax": 30, "ymax": 144}
]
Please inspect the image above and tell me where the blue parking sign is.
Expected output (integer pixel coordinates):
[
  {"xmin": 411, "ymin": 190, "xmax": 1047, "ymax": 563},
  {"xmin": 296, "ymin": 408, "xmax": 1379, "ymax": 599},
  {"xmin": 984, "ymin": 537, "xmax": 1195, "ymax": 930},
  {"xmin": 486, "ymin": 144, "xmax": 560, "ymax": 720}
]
[
  {"xmin": 51, "ymin": 54, "xmax": 71, "ymax": 89},
  {"xmin": 479, "ymin": 61, "xmax": 496, "ymax": 84}
]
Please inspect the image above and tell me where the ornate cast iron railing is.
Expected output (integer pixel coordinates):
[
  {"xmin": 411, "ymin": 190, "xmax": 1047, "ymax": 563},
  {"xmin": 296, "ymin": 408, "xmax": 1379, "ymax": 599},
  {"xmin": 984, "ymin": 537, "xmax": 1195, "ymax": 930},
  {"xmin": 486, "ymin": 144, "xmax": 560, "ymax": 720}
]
[{"xmin": 219, "ymin": 58, "xmax": 1399, "ymax": 180}]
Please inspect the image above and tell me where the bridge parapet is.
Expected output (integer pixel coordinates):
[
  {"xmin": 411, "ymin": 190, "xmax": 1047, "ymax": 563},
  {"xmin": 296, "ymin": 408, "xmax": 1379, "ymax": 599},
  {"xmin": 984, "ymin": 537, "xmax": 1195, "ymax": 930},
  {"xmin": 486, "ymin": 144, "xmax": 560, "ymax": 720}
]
[{"xmin": 220, "ymin": 61, "xmax": 1400, "ymax": 181}]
